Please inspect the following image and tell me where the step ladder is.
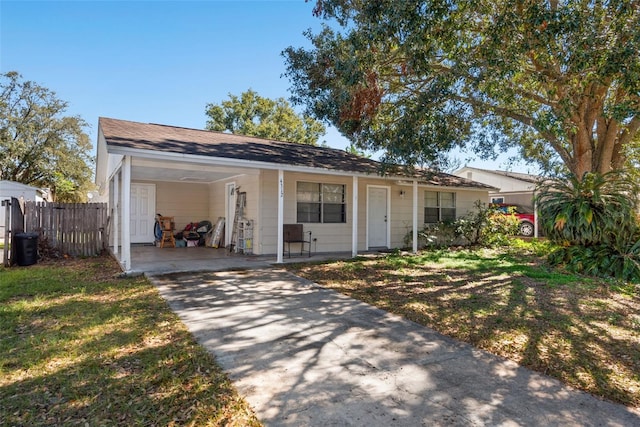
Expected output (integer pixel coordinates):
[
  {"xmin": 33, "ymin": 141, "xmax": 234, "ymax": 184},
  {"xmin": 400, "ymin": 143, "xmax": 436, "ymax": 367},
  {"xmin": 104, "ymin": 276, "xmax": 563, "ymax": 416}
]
[{"xmin": 229, "ymin": 190, "xmax": 246, "ymax": 253}]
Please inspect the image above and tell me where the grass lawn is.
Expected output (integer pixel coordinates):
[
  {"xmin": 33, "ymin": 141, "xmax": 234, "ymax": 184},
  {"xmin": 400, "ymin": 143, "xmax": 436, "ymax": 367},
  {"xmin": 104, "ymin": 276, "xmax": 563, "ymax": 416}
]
[
  {"xmin": 286, "ymin": 240, "xmax": 640, "ymax": 409},
  {"xmin": 0, "ymin": 256, "xmax": 261, "ymax": 426}
]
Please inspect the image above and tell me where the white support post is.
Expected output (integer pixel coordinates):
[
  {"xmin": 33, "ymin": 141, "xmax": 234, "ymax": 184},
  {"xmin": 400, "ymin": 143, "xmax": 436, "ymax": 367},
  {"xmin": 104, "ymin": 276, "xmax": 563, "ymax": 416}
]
[
  {"xmin": 534, "ymin": 195, "xmax": 539, "ymax": 238},
  {"xmin": 413, "ymin": 180, "xmax": 418, "ymax": 253},
  {"xmin": 113, "ymin": 170, "xmax": 120, "ymax": 255},
  {"xmin": 121, "ymin": 156, "xmax": 132, "ymax": 271},
  {"xmin": 352, "ymin": 176, "xmax": 359, "ymax": 257},
  {"xmin": 276, "ymin": 169, "xmax": 284, "ymax": 263}
]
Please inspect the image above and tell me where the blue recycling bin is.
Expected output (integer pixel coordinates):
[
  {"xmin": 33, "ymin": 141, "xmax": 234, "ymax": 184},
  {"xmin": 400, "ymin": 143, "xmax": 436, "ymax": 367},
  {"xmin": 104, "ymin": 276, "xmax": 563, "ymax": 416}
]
[{"xmin": 15, "ymin": 232, "xmax": 38, "ymax": 266}]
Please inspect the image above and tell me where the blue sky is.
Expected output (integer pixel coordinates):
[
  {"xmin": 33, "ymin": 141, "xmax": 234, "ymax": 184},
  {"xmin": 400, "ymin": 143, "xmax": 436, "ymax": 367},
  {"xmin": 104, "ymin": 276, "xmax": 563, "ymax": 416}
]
[{"xmin": 1, "ymin": 0, "xmax": 530, "ymax": 172}]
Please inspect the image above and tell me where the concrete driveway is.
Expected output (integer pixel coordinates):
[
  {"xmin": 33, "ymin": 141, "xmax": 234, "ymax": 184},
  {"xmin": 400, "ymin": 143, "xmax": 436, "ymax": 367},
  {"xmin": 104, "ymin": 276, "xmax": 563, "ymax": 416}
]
[{"xmin": 150, "ymin": 268, "xmax": 640, "ymax": 426}]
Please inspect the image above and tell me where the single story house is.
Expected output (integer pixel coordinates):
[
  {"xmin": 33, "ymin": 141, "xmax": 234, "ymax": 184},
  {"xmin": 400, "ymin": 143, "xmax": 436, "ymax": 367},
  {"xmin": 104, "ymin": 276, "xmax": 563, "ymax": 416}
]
[
  {"xmin": 95, "ymin": 117, "xmax": 495, "ymax": 272},
  {"xmin": 453, "ymin": 166, "xmax": 542, "ymax": 211},
  {"xmin": 0, "ymin": 180, "xmax": 50, "ymax": 243}
]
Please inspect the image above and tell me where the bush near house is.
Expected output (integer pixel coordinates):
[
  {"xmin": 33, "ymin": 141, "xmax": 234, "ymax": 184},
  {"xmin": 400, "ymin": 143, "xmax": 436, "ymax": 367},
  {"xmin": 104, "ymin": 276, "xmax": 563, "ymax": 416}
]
[
  {"xmin": 404, "ymin": 201, "xmax": 520, "ymax": 249},
  {"xmin": 455, "ymin": 201, "xmax": 521, "ymax": 246}
]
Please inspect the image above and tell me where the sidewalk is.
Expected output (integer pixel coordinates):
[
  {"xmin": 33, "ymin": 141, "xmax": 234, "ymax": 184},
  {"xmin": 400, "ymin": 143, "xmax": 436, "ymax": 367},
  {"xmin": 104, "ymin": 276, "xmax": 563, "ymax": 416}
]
[{"xmin": 150, "ymin": 268, "xmax": 640, "ymax": 426}]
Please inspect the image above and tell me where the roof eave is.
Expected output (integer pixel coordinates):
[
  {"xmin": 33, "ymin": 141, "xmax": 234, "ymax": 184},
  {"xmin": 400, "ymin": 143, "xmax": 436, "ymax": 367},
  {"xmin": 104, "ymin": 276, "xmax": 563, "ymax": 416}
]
[
  {"xmin": 395, "ymin": 179, "xmax": 498, "ymax": 192},
  {"xmin": 106, "ymin": 145, "xmax": 494, "ymax": 190},
  {"xmin": 107, "ymin": 145, "xmax": 386, "ymax": 179}
]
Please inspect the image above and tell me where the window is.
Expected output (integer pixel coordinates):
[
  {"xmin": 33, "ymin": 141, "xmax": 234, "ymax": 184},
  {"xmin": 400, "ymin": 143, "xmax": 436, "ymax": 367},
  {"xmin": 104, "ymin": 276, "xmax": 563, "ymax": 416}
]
[
  {"xmin": 297, "ymin": 182, "xmax": 346, "ymax": 223},
  {"xmin": 424, "ymin": 191, "xmax": 456, "ymax": 223}
]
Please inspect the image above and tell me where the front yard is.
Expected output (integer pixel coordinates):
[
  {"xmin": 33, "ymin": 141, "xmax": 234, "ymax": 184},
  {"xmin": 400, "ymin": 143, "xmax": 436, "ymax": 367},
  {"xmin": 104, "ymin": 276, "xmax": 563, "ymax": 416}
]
[
  {"xmin": 0, "ymin": 256, "xmax": 261, "ymax": 426},
  {"xmin": 1, "ymin": 240, "xmax": 638, "ymax": 424},
  {"xmin": 286, "ymin": 241, "xmax": 640, "ymax": 409}
]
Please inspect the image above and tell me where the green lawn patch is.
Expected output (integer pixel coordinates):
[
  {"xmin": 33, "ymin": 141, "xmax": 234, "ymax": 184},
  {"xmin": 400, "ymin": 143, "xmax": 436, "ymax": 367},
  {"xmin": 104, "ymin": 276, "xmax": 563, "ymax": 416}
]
[
  {"xmin": 286, "ymin": 242, "xmax": 640, "ymax": 409},
  {"xmin": 0, "ymin": 256, "xmax": 261, "ymax": 426}
]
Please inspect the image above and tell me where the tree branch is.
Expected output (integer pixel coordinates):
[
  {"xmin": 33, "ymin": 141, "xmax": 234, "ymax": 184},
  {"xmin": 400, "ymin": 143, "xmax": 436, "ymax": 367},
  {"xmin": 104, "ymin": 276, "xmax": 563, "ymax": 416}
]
[
  {"xmin": 619, "ymin": 116, "xmax": 640, "ymax": 148},
  {"xmin": 448, "ymin": 93, "xmax": 573, "ymax": 166}
]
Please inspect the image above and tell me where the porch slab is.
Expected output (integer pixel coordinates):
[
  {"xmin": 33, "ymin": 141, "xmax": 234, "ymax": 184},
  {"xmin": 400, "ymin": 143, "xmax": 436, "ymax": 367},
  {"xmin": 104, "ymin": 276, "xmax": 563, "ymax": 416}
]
[{"xmin": 129, "ymin": 245, "xmax": 356, "ymax": 276}]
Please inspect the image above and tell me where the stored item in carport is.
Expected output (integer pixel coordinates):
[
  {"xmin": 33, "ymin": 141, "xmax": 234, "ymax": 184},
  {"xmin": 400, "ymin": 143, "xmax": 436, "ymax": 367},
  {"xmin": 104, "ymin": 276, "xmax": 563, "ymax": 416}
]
[
  {"xmin": 185, "ymin": 230, "xmax": 200, "ymax": 245},
  {"xmin": 208, "ymin": 217, "xmax": 225, "ymax": 248},
  {"xmin": 185, "ymin": 231, "xmax": 200, "ymax": 239}
]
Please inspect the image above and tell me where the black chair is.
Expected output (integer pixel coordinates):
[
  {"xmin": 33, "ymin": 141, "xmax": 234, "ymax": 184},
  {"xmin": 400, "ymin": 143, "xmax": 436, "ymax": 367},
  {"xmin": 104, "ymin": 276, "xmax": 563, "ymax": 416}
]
[{"xmin": 283, "ymin": 224, "xmax": 312, "ymax": 258}]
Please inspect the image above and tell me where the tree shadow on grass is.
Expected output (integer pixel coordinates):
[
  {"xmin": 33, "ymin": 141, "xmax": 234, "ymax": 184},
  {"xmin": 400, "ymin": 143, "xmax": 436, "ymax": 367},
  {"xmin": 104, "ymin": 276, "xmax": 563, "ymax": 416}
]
[
  {"xmin": 1, "ymin": 339, "xmax": 254, "ymax": 426},
  {"xmin": 292, "ymin": 256, "xmax": 640, "ymax": 410},
  {"xmin": 0, "ymin": 271, "xmax": 259, "ymax": 426}
]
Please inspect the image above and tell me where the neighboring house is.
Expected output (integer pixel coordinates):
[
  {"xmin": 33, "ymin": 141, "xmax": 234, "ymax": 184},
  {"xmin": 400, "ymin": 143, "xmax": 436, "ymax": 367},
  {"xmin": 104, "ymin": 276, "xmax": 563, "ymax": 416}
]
[
  {"xmin": 453, "ymin": 166, "xmax": 541, "ymax": 211},
  {"xmin": 95, "ymin": 117, "xmax": 495, "ymax": 272},
  {"xmin": 0, "ymin": 180, "xmax": 50, "ymax": 243}
]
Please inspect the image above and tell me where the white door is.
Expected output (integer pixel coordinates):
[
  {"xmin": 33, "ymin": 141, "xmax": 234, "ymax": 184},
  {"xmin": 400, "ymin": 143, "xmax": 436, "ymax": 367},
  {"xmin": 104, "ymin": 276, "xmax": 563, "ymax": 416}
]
[
  {"xmin": 130, "ymin": 183, "xmax": 156, "ymax": 244},
  {"xmin": 368, "ymin": 186, "xmax": 389, "ymax": 248}
]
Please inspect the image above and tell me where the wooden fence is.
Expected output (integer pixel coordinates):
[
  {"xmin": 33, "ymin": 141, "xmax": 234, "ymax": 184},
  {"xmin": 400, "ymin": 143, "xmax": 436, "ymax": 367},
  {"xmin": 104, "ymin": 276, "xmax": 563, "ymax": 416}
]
[
  {"xmin": 24, "ymin": 201, "xmax": 109, "ymax": 258},
  {"xmin": 3, "ymin": 200, "xmax": 109, "ymax": 266}
]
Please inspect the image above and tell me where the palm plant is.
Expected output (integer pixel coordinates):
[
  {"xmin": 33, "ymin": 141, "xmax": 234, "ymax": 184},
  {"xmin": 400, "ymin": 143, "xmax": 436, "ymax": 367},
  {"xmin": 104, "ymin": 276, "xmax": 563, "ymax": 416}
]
[
  {"xmin": 537, "ymin": 171, "xmax": 640, "ymax": 282},
  {"xmin": 536, "ymin": 171, "xmax": 639, "ymax": 247}
]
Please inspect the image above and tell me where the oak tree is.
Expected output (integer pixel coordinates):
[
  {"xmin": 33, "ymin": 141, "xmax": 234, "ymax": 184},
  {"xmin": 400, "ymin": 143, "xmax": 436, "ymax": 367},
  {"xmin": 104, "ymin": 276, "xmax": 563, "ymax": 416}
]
[
  {"xmin": 0, "ymin": 72, "xmax": 94, "ymax": 202},
  {"xmin": 205, "ymin": 89, "xmax": 326, "ymax": 145},
  {"xmin": 283, "ymin": 0, "xmax": 640, "ymax": 177}
]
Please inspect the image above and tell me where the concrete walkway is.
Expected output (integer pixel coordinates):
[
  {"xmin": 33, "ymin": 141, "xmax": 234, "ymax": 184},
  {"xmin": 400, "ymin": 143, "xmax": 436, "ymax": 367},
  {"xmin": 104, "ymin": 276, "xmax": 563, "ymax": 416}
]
[{"xmin": 150, "ymin": 268, "xmax": 640, "ymax": 426}]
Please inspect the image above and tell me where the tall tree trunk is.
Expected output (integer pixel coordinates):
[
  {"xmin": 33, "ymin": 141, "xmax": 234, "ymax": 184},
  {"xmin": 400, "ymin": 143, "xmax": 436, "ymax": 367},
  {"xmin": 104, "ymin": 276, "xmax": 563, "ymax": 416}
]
[
  {"xmin": 573, "ymin": 125, "xmax": 593, "ymax": 179},
  {"xmin": 595, "ymin": 119, "xmax": 619, "ymax": 175}
]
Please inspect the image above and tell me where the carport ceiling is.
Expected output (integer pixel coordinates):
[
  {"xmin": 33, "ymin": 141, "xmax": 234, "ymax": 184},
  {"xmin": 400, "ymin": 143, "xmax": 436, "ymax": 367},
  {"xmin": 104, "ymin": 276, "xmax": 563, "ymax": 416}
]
[{"xmin": 131, "ymin": 159, "xmax": 258, "ymax": 183}]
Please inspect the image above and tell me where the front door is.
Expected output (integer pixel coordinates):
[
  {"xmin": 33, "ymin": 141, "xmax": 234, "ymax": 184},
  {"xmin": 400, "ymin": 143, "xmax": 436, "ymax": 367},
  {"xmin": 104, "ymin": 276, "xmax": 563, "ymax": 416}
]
[
  {"xmin": 367, "ymin": 186, "xmax": 389, "ymax": 248},
  {"xmin": 130, "ymin": 183, "xmax": 156, "ymax": 244}
]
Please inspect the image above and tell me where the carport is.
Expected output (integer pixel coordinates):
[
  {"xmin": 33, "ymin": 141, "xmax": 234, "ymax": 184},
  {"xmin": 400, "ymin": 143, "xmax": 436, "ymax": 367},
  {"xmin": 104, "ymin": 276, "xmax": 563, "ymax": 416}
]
[{"xmin": 130, "ymin": 245, "xmax": 355, "ymax": 276}]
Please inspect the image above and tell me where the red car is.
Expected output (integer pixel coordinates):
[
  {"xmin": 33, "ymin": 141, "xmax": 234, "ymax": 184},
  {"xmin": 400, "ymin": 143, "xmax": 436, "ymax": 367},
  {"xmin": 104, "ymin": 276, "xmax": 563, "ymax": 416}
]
[{"xmin": 490, "ymin": 203, "xmax": 536, "ymax": 237}]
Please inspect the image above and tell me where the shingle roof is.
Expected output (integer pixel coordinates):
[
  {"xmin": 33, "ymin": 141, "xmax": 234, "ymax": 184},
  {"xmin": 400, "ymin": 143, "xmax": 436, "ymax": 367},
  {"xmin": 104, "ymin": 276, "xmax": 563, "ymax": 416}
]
[{"xmin": 99, "ymin": 117, "xmax": 493, "ymax": 189}]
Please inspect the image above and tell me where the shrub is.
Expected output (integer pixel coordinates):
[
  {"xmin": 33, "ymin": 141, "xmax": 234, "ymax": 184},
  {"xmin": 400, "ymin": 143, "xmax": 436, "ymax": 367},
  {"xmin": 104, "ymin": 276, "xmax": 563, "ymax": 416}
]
[
  {"xmin": 508, "ymin": 238, "xmax": 557, "ymax": 257},
  {"xmin": 403, "ymin": 201, "xmax": 520, "ymax": 249},
  {"xmin": 538, "ymin": 171, "xmax": 640, "ymax": 282},
  {"xmin": 403, "ymin": 221, "xmax": 459, "ymax": 249},
  {"xmin": 548, "ymin": 236, "xmax": 640, "ymax": 283},
  {"xmin": 454, "ymin": 200, "xmax": 520, "ymax": 247}
]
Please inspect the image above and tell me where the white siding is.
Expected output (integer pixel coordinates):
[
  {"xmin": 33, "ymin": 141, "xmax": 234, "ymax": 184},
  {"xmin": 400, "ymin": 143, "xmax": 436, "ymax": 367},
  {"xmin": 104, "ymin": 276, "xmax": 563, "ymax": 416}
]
[
  {"xmin": 95, "ymin": 129, "xmax": 123, "ymax": 204},
  {"xmin": 455, "ymin": 190, "xmax": 487, "ymax": 217},
  {"xmin": 256, "ymin": 172, "xmax": 490, "ymax": 254},
  {"xmin": 150, "ymin": 181, "xmax": 210, "ymax": 230},
  {"xmin": 453, "ymin": 167, "xmax": 537, "ymax": 210},
  {"xmin": 454, "ymin": 167, "xmax": 535, "ymax": 193},
  {"xmin": 208, "ymin": 181, "xmax": 227, "ymax": 220},
  {"xmin": 125, "ymin": 171, "xmax": 489, "ymax": 255}
]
